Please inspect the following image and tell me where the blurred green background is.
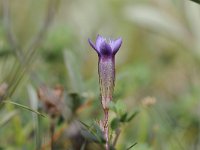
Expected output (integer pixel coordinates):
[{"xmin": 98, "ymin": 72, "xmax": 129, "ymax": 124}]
[{"xmin": 1, "ymin": 0, "xmax": 200, "ymax": 149}]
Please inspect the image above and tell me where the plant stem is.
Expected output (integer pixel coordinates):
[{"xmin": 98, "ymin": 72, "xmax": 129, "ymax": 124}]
[
  {"xmin": 50, "ymin": 119, "xmax": 55, "ymax": 150},
  {"xmin": 104, "ymin": 109, "xmax": 109, "ymax": 150}
]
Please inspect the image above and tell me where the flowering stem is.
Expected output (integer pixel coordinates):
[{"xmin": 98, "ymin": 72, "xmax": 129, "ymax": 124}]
[{"xmin": 88, "ymin": 35, "xmax": 122, "ymax": 150}]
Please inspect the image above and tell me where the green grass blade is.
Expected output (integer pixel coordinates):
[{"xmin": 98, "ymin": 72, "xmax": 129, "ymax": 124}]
[{"xmin": 3, "ymin": 101, "xmax": 46, "ymax": 117}]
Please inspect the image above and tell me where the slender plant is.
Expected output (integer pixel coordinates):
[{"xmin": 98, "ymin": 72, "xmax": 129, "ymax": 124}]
[{"xmin": 88, "ymin": 35, "xmax": 122, "ymax": 150}]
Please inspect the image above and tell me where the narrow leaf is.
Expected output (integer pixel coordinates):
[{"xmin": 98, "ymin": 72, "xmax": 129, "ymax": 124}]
[
  {"xmin": 126, "ymin": 111, "xmax": 139, "ymax": 122},
  {"xmin": 111, "ymin": 118, "xmax": 120, "ymax": 130},
  {"xmin": 126, "ymin": 142, "xmax": 137, "ymax": 150},
  {"xmin": 79, "ymin": 120, "xmax": 90, "ymax": 128},
  {"xmin": 120, "ymin": 112, "xmax": 128, "ymax": 122}
]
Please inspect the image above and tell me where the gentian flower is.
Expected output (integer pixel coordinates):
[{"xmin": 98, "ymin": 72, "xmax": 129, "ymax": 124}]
[{"xmin": 88, "ymin": 35, "xmax": 122, "ymax": 110}]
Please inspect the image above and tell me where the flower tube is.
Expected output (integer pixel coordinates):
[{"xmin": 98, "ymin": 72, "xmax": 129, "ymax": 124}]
[{"xmin": 88, "ymin": 35, "xmax": 122, "ymax": 110}]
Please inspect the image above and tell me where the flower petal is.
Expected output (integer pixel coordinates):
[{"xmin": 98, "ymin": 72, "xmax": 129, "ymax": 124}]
[
  {"xmin": 96, "ymin": 35, "xmax": 105, "ymax": 51},
  {"xmin": 112, "ymin": 38, "xmax": 122, "ymax": 55},
  {"xmin": 88, "ymin": 38, "xmax": 99, "ymax": 54}
]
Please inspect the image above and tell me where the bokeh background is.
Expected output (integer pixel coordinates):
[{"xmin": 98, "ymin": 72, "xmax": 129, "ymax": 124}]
[{"xmin": 1, "ymin": 0, "xmax": 200, "ymax": 149}]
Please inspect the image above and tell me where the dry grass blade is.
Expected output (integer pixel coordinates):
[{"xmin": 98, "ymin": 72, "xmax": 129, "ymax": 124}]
[{"xmin": 27, "ymin": 85, "xmax": 40, "ymax": 149}]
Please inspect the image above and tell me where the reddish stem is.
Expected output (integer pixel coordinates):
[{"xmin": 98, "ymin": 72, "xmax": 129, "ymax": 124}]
[{"xmin": 104, "ymin": 109, "xmax": 109, "ymax": 150}]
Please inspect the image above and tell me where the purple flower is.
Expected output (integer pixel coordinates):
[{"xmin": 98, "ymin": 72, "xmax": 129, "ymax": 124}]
[{"xmin": 88, "ymin": 35, "xmax": 122, "ymax": 110}]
